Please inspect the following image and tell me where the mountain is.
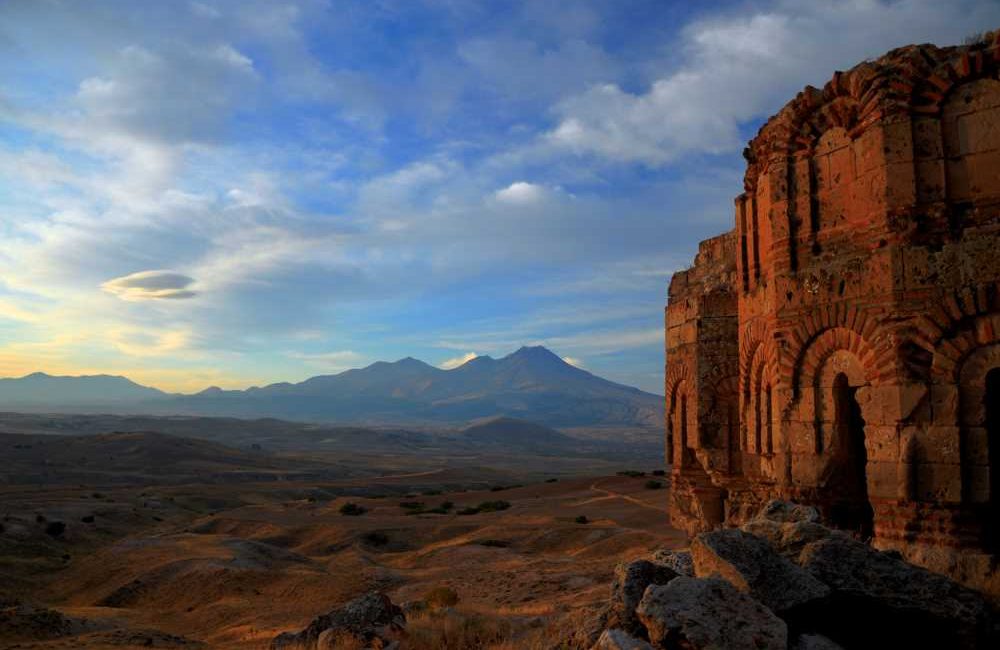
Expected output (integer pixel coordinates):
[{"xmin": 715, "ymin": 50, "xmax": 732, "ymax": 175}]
[
  {"xmin": 458, "ymin": 416, "xmax": 577, "ymax": 451},
  {"xmin": 0, "ymin": 372, "xmax": 168, "ymax": 405},
  {"xmin": 0, "ymin": 347, "xmax": 663, "ymax": 428}
]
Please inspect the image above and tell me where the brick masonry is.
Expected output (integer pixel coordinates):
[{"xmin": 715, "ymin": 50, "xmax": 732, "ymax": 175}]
[{"xmin": 665, "ymin": 31, "xmax": 1000, "ymax": 598}]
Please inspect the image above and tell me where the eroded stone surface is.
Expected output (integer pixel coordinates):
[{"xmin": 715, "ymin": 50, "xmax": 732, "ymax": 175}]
[
  {"xmin": 592, "ymin": 628, "xmax": 657, "ymax": 650},
  {"xmin": 270, "ymin": 591, "xmax": 404, "ymax": 649},
  {"xmin": 609, "ymin": 559, "xmax": 678, "ymax": 635},
  {"xmin": 691, "ymin": 529, "xmax": 829, "ymax": 615},
  {"xmin": 636, "ymin": 577, "xmax": 787, "ymax": 650}
]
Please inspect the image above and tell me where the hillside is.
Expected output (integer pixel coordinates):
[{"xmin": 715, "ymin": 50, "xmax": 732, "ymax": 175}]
[{"xmin": 0, "ymin": 347, "xmax": 664, "ymax": 428}]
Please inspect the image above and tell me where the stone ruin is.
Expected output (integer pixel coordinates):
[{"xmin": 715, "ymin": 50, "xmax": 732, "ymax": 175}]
[{"xmin": 664, "ymin": 30, "xmax": 1000, "ymax": 598}]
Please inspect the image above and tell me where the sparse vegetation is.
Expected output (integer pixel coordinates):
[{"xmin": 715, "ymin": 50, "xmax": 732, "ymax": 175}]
[
  {"xmin": 423, "ymin": 586, "xmax": 460, "ymax": 609},
  {"xmin": 575, "ymin": 515, "xmax": 589, "ymax": 524},
  {"xmin": 644, "ymin": 480, "xmax": 663, "ymax": 490},
  {"xmin": 544, "ymin": 478, "xmax": 558, "ymax": 483},
  {"xmin": 399, "ymin": 501, "xmax": 425, "ymax": 510},
  {"xmin": 362, "ymin": 531, "xmax": 389, "ymax": 546},
  {"xmin": 616, "ymin": 470, "xmax": 646, "ymax": 478},
  {"xmin": 457, "ymin": 507, "xmax": 480, "ymax": 515},
  {"xmin": 477, "ymin": 539, "xmax": 509, "ymax": 547},
  {"xmin": 476, "ymin": 500, "xmax": 511, "ymax": 513},
  {"xmin": 339, "ymin": 503, "xmax": 367, "ymax": 516},
  {"xmin": 421, "ymin": 489, "xmax": 442, "ymax": 496},
  {"xmin": 44, "ymin": 521, "xmax": 66, "ymax": 537},
  {"xmin": 652, "ymin": 469, "xmax": 666, "ymax": 476},
  {"xmin": 81, "ymin": 515, "xmax": 95, "ymax": 523}
]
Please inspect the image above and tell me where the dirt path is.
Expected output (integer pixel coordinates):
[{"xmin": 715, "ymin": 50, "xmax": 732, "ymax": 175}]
[{"xmin": 585, "ymin": 478, "xmax": 670, "ymax": 514}]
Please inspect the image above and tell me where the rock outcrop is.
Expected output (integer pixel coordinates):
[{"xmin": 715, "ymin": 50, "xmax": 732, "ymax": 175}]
[
  {"xmin": 594, "ymin": 502, "xmax": 997, "ymax": 650},
  {"xmin": 270, "ymin": 591, "xmax": 404, "ymax": 650}
]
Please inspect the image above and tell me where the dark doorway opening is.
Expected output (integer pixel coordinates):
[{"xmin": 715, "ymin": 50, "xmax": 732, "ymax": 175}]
[
  {"xmin": 986, "ymin": 368, "xmax": 1000, "ymax": 553},
  {"xmin": 829, "ymin": 372, "xmax": 874, "ymax": 539}
]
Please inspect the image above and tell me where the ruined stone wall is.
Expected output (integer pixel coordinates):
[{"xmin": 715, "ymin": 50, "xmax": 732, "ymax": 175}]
[{"xmin": 666, "ymin": 32, "xmax": 1000, "ymax": 597}]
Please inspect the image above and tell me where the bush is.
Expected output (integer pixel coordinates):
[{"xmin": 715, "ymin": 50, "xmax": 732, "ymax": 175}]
[
  {"xmin": 644, "ymin": 480, "xmax": 663, "ymax": 490},
  {"xmin": 339, "ymin": 503, "xmax": 367, "ymax": 516},
  {"xmin": 399, "ymin": 501, "xmax": 425, "ymax": 510},
  {"xmin": 423, "ymin": 586, "xmax": 460, "ymax": 608},
  {"xmin": 439, "ymin": 501, "xmax": 454, "ymax": 510},
  {"xmin": 44, "ymin": 521, "xmax": 66, "ymax": 537},
  {"xmin": 616, "ymin": 470, "xmax": 646, "ymax": 478},
  {"xmin": 476, "ymin": 500, "xmax": 510, "ymax": 513},
  {"xmin": 652, "ymin": 469, "xmax": 666, "ymax": 476},
  {"xmin": 478, "ymin": 539, "xmax": 509, "ymax": 547},
  {"xmin": 422, "ymin": 489, "xmax": 442, "ymax": 496},
  {"xmin": 457, "ymin": 507, "xmax": 480, "ymax": 515},
  {"xmin": 545, "ymin": 478, "xmax": 558, "ymax": 483},
  {"xmin": 575, "ymin": 515, "xmax": 589, "ymax": 524},
  {"xmin": 362, "ymin": 531, "xmax": 389, "ymax": 546},
  {"xmin": 489, "ymin": 485, "xmax": 507, "ymax": 492},
  {"xmin": 81, "ymin": 515, "xmax": 95, "ymax": 523}
]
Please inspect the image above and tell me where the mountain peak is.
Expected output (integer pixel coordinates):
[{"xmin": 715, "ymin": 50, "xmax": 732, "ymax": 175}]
[{"xmin": 507, "ymin": 345, "xmax": 565, "ymax": 363}]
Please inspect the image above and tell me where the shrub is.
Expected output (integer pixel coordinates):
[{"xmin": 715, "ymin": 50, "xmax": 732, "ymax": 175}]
[
  {"xmin": 404, "ymin": 609, "xmax": 512, "ymax": 650},
  {"xmin": 423, "ymin": 586, "xmax": 460, "ymax": 609},
  {"xmin": 339, "ymin": 503, "xmax": 367, "ymax": 516},
  {"xmin": 81, "ymin": 515, "xmax": 95, "ymax": 523},
  {"xmin": 616, "ymin": 470, "xmax": 646, "ymax": 478},
  {"xmin": 644, "ymin": 480, "xmax": 663, "ymax": 490},
  {"xmin": 476, "ymin": 500, "xmax": 510, "ymax": 513},
  {"xmin": 457, "ymin": 507, "xmax": 480, "ymax": 515},
  {"xmin": 44, "ymin": 521, "xmax": 66, "ymax": 537},
  {"xmin": 399, "ymin": 501, "xmax": 425, "ymax": 510},
  {"xmin": 362, "ymin": 531, "xmax": 389, "ymax": 546},
  {"xmin": 439, "ymin": 501, "xmax": 454, "ymax": 510},
  {"xmin": 545, "ymin": 478, "xmax": 558, "ymax": 483},
  {"xmin": 478, "ymin": 539, "xmax": 509, "ymax": 547},
  {"xmin": 575, "ymin": 515, "xmax": 589, "ymax": 524},
  {"xmin": 652, "ymin": 469, "xmax": 666, "ymax": 476},
  {"xmin": 489, "ymin": 485, "xmax": 507, "ymax": 492},
  {"xmin": 422, "ymin": 489, "xmax": 442, "ymax": 496}
]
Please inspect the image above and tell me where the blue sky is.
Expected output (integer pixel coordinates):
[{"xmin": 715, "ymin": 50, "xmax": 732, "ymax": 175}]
[{"xmin": 0, "ymin": 0, "xmax": 997, "ymax": 394}]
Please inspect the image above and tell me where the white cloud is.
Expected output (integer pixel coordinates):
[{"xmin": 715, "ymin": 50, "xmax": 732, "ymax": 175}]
[
  {"xmin": 101, "ymin": 270, "xmax": 198, "ymax": 301},
  {"xmin": 494, "ymin": 181, "xmax": 546, "ymax": 204},
  {"xmin": 110, "ymin": 327, "xmax": 192, "ymax": 357},
  {"xmin": 440, "ymin": 351, "xmax": 478, "ymax": 369},
  {"xmin": 562, "ymin": 356, "xmax": 584, "ymax": 368},
  {"xmin": 547, "ymin": 0, "xmax": 1000, "ymax": 164}
]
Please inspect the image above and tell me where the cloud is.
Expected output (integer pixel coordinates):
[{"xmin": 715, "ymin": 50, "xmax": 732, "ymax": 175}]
[
  {"xmin": 110, "ymin": 327, "xmax": 192, "ymax": 357},
  {"xmin": 494, "ymin": 181, "xmax": 547, "ymax": 205},
  {"xmin": 101, "ymin": 270, "xmax": 198, "ymax": 301},
  {"xmin": 562, "ymin": 356, "xmax": 584, "ymax": 368},
  {"xmin": 547, "ymin": 0, "xmax": 1000, "ymax": 164},
  {"xmin": 440, "ymin": 352, "xmax": 478, "ymax": 369}
]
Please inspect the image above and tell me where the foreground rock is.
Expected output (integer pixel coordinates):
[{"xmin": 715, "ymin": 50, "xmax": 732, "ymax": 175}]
[
  {"xmin": 798, "ymin": 533, "xmax": 992, "ymax": 649},
  {"xmin": 271, "ymin": 591, "xmax": 405, "ymax": 650},
  {"xmin": 593, "ymin": 501, "xmax": 997, "ymax": 649},
  {"xmin": 692, "ymin": 528, "xmax": 829, "ymax": 617},
  {"xmin": 592, "ymin": 628, "xmax": 656, "ymax": 650},
  {"xmin": 650, "ymin": 549, "xmax": 693, "ymax": 577},
  {"xmin": 609, "ymin": 559, "xmax": 678, "ymax": 635},
  {"xmin": 637, "ymin": 577, "xmax": 788, "ymax": 650}
]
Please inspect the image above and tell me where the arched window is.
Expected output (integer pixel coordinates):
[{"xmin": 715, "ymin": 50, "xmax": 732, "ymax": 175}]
[
  {"xmin": 830, "ymin": 372, "xmax": 873, "ymax": 538},
  {"xmin": 765, "ymin": 385, "xmax": 773, "ymax": 455}
]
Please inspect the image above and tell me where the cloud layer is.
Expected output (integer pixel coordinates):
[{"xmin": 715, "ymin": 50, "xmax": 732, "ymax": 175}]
[{"xmin": 0, "ymin": 0, "xmax": 996, "ymax": 393}]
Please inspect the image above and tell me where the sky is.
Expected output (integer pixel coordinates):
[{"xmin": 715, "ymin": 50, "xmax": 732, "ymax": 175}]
[{"xmin": 0, "ymin": 0, "xmax": 997, "ymax": 395}]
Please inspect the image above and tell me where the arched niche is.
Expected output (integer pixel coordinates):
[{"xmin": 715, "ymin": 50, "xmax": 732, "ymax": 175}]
[
  {"xmin": 814, "ymin": 348, "xmax": 875, "ymax": 538},
  {"xmin": 957, "ymin": 342, "xmax": 1000, "ymax": 553}
]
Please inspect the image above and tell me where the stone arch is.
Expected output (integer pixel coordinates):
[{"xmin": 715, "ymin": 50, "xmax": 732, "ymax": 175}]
[
  {"xmin": 666, "ymin": 364, "xmax": 694, "ymax": 468},
  {"xmin": 907, "ymin": 283, "xmax": 1000, "ymax": 380},
  {"xmin": 706, "ymin": 375, "xmax": 741, "ymax": 476}
]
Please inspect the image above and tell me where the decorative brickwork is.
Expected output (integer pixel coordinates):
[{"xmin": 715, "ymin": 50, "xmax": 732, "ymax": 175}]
[{"xmin": 665, "ymin": 31, "xmax": 1000, "ymax": 598}]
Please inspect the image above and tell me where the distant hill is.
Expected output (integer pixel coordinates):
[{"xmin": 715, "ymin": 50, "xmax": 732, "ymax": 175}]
[
  {"xmin": 458, "ymin": 416, "xmax": 577, "ymax": 451},
  {"xmin": 0, "ymin": 346, "xmax": 663, "ymax": 428},
  {"xmin": 0, "ymin": 372, "xmax": 168, "ymax": 404}
]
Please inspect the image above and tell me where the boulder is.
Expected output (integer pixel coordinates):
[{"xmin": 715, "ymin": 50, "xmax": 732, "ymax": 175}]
[
  {"xmin": 790, "ymin": 634, "xmax": 844, "ymax": 650},
  {"xmin": 650, "ymin": 549, "xmax": 694, "ymax": 576},
  {"xmin": 592, "ymin": 628, "xmax": 656, "ymax": 650},
  {"xmin": 798, "ymin": 534, "xmax": 993, "ymax": 649},
  {"xmin": 756, "ymin": 500, "xmax": 820, "ymax": 524},
  {"xmin": 636, "ymin": 577, "xmax": 787, "ymax": 650},
  {"xmin": 692, "ymin": 529, "xmax": 829, "ymax": 617},
  {"xmin": 270, "ymin": 591, "xmax": 405, "ymax": 649},
  {"xmin": 740, "ymin": 518, "xmax": 833, "ymax": 563},
  {"xmin": 609, "ymin": 559, "xmax": 678, "ymax": 635}
]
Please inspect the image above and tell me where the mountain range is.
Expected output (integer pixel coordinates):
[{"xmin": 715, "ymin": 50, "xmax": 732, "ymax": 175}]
[{"xmin": 0, "ymin": 346, "xmax": 663, "ymax": 428}]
